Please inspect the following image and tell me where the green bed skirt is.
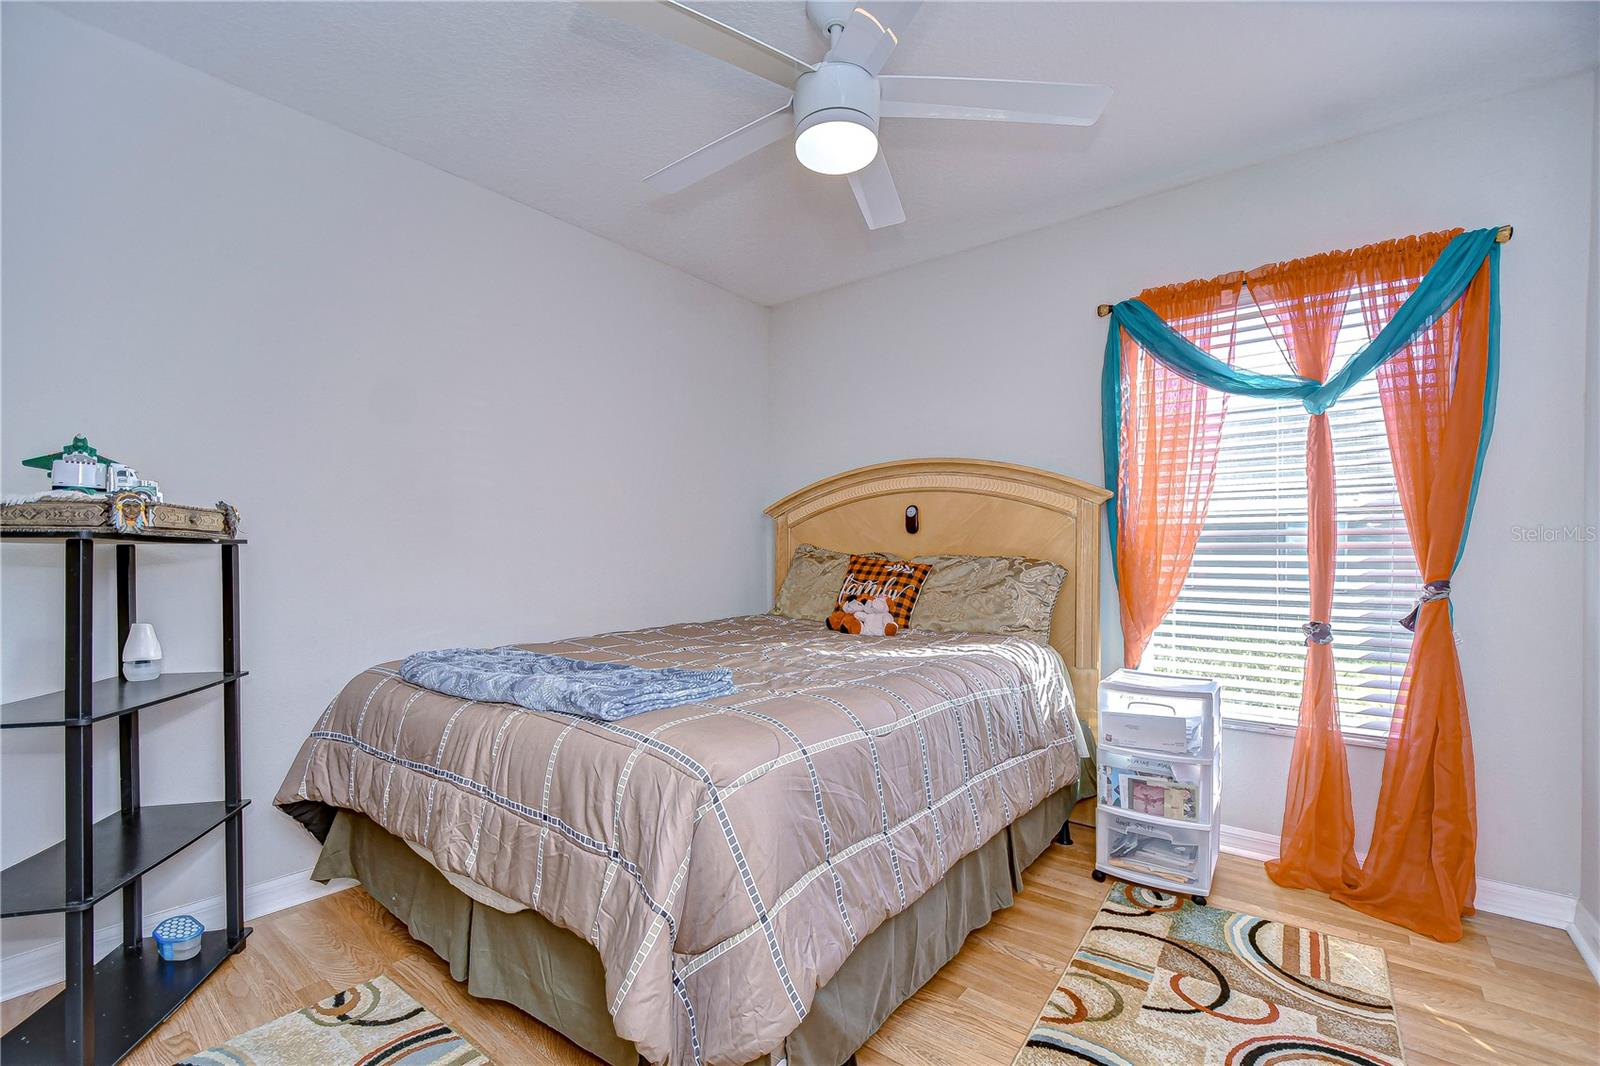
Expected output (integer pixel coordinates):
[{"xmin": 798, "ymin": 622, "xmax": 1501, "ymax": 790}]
[{"xmin": 312, "ymin": 787, "xmax": 1075, "ymax": 1066}]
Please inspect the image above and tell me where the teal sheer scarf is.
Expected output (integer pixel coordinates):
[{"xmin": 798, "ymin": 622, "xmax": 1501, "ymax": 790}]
[{"xmin": 1101, "ymin": 226, "xmax": 1502, "ymax": 568}]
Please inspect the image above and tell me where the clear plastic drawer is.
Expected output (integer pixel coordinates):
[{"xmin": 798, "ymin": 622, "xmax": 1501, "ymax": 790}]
[
  {"xmin": 1099, "ymin": 746, "xmax": 1212, "ymax": 825},
  {"xmin": 1097, "ymin": 809, "xmax": 1214, "ymax": 890},
  {"xmin": 1099, "ymin": 671, "xmax": 1219, "ymax": 756}
]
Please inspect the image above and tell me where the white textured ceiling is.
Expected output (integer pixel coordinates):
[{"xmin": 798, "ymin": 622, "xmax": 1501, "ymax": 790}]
[{"xmin": 58, "ymin": 1, "xmax": 1599, "ymax": 305}]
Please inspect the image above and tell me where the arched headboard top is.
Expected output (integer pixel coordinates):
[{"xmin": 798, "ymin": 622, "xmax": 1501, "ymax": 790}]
[
  {"xmin": 766, "ymin": 457, "xmax": 1111, "ymax": 522},
  {"xmin": 766, "ymin": 458, "xmax": 1111, "ymax": 726}
]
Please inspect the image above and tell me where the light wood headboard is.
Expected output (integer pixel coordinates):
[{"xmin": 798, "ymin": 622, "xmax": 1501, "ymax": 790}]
[{"xmin": 765, "ymin": 458, "xmax": 1112, "ymax": 728}]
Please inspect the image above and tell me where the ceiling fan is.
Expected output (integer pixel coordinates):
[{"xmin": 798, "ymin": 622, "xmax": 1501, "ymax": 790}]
[{"xmin": 587, "ymin": 1, "xmax": 1113, "ymax": 229}]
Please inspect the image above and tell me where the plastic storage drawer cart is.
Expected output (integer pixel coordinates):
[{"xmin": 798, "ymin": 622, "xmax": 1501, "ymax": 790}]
[{"xmin": 1094, "ymin": 668, "xmax": 1221, "ymax": 903}]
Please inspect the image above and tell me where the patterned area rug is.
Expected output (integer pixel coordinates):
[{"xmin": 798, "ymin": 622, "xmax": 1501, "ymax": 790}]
[
  {"xmin": 178, "ymin": 975, "xmax": 488, "ymax": 1065},
  {"xmin": 1017, "ymin": 883, "xmax": 1405, "ymax": 1066}
]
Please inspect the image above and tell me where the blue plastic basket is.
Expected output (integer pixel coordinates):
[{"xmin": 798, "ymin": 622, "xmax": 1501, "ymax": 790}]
[{"xmin": 152, "ymin": 914, "xmax": 204, "ymax": 961}]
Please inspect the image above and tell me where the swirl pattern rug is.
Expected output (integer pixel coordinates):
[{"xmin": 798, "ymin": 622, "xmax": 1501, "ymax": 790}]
[
  {"xmin": 178, "ymin": 975, "xmax": 488, "ymax": 1065},
  {"xmin": 1017, "ymin": 883, "xmax": 1405, "ymax": 1066}
]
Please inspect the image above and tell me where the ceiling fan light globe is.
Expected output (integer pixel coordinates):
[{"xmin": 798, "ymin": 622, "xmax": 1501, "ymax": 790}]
[{"xmin": 794, "ymin": 117, "xmax": 879, "ymax": 175}]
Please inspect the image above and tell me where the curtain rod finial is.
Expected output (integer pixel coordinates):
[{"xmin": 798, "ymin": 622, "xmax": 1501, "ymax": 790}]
[
  {"xmin": 1097, "ymin": 304, "xmax": 1113, "ymax": 318},
  {"xmin": 1495, "ymin": 225, "xmax": 1512, "ymax": 243}
]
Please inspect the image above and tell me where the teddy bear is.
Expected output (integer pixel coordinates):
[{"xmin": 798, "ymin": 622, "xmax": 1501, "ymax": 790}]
[
  {"xmin": 826, "ymin": 599, "xmax": 862, "ymax": 633},
  {"xmin": 856, "ymin": 595, "xmax": 899, "ymax": 636},
  {"xmin": 828, "ymin": 595, "xmax": 900, "ymax": 636}
]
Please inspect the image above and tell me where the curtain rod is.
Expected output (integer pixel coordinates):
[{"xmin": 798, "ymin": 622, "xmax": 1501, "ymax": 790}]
[{"xmin": 1095, "ymin": 225, "xmax": 1513, "ymax": 317}]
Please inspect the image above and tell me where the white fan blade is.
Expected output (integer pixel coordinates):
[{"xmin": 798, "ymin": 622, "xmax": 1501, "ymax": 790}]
[
  {"xmin": 879, "ymin": 76, "xmax": 1112, "ymax": 126},
  {"xmin": 826, "ymin": 2, "xmax": 921, "ymax": 76},
  {"xmin": 644, "ymin": 105, "xmax": 793, "ymax": 193},
  {"xmin": 848, "ymin": 151, "xmax": 905, "ymax": 230},
  {"xmin": 857, "ymin": 1, "xmax": 924, "ymax": 36},
  {"xmin": 586, "ymin": 1, "xmax": 813, "ymax": 86}
]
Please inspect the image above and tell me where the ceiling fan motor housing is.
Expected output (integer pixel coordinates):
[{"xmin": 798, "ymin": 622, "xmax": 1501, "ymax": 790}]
[
  {"xmin": 805, "ymin": 1, "xmax": 861, "ymax": 37},
  {"xmin": 793, "ymin": 62, "xmax": 881, "ymax": 137}
]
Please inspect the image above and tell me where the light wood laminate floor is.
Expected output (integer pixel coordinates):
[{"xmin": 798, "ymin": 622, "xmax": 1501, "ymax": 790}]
[{"xmin": 5, "ymin": 823, "xmax": 1597, "ymax": 1065}]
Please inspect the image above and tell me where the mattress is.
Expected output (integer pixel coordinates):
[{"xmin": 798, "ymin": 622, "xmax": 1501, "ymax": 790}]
[{"xmin": 276, "ymin": 614, "xmax": 1082, "ymax": 1065}]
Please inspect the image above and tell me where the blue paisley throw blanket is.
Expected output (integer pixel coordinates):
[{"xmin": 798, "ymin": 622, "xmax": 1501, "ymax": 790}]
[{"xmin": 400, "ymin": 646, "xmax": 735, "ymax": 721}]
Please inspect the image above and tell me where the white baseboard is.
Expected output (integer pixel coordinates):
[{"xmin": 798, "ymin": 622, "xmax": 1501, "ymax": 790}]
[
  {"xmin": 1215, "ymin": 824, "xmax": 1284, "ymax": 864},
  {"xmin": 1475, "ymin": 877, "xmax": 1580, "ymax": 929},
  {"xmin": 0, "ymin": 867, "xmax": 354, "ymax": 1002},
  {"xmin": 1216, "ymin": 823, "xmax": 1582, "ymax": 932},
  {"xmin": 1570, "ymin": 901, "xmax": 1600, "ymax": 986}
]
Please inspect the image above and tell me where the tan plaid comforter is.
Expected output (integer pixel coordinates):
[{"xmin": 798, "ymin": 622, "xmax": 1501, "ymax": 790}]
[{"xmin": 276, "ymin": 615, "xmax": 1080, "ymax": 1065}]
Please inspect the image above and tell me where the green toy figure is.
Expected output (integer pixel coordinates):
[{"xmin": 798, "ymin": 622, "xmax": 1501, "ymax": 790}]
[{"xmin": 22, "ymin": 434, "xmax": 162, "ymax": 500}]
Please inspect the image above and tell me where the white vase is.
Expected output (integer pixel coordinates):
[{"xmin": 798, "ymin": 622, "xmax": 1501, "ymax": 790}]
[{"xmin": 123, "ymin": 622, "xmax": 163, "ymax": 682}]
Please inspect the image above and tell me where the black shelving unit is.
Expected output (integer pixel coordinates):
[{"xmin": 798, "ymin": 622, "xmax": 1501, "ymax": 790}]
[{"xmin": 0, "ymin": 529, "xmax": 250, "ymax": 1065}]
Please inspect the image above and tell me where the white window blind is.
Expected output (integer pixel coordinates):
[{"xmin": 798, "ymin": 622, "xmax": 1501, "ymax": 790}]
[{"xmin": 1140, "ymin": 293, "xmax": 1420, "ymax": 739}]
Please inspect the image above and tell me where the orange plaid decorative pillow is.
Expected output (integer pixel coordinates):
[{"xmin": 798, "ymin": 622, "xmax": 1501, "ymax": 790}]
[{"xmin": 826, "ymin": 555, "xmax": 933, "ymax": 636}]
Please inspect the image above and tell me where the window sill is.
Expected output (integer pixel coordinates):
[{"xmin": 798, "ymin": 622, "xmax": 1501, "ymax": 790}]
[{"xmin": 1220, "ymin": 715, "xmax": 1390, "ymax": 750}]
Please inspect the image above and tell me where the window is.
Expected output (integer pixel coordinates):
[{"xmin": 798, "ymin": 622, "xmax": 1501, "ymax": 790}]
[{"xmin": 1139, "ymin": 293, "xmax": 1419, "ymax": 739}]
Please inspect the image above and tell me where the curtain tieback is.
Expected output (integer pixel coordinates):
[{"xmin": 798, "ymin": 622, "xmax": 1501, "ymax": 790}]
[
  {"xmin": 1400, "ymin": 580, "xmax": 1452, "ymax": 632},
  {"xmin": 1300, "ymin": 621, "xmax": 1334, "ymax": 645}
]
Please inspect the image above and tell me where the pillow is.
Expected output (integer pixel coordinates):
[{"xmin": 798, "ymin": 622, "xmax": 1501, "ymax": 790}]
[
  {"xmin": 773, "ymin": 544, "xmax": 889, "ymax": 620},
  {"xmin": 906, "ymin": 553, "xmax": 1066, "ymax": 644},
  {"xmin": 826, "ymin": 555, "xmax": 933, "ymax": 636}
]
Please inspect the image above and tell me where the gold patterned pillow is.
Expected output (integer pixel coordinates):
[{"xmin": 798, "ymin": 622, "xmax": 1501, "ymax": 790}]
[
  {"xmin": 773, "ymin": 545, "xmax": 891, "ymax": 620},
  {"xmin": 908, "ymin": 553, "xmax": 1066, "ymax": 644},
  {"xmin": 826, "ymin": 555, "xmax": 933, "ymax": 636}
]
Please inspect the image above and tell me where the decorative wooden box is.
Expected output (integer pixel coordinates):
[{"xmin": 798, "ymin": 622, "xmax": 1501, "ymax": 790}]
[{"xmin": 1, "ymin": 497, "xmax": 235, "ymax": 539}]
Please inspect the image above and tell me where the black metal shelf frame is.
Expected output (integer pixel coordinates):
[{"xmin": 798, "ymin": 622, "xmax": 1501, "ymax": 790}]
[
  {"xmin": 1, "ymin": 800, "xmax": 250, "ymax": 918},
  {"xmin": 0, "ymin": 529, "xmax": 244, "ymax": 545},
  {"xmin": 1, "ymin": 671, "xmax": 250, "ymax": 729},
  {"xmin": 0, "ymin": 930, "xmax": 250, "ymax": 1066},
  {"xmin": 0, "ymin": 536, "xmax": 250, "ymax": 1065}
]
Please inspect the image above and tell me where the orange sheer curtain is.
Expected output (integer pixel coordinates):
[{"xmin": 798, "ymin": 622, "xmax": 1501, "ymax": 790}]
[
  {"xmin": 1245, "ymin": 252, "xmax": 1361, "ymax": 893},
  {"xmin": 1112, "ymin": 228, "xmax": 1494, "ymax": 940},
  {"xmin": 1115, "ymin": 274, "xmax": 1244, "ymax": 667},
  {"xmin": 1333, "ymin": 234, "xmax": 1487, "ymax": 941}
]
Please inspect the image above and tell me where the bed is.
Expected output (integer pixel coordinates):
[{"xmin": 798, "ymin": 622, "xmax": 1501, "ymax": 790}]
[{"xmin": 275, "ymin": 458, "xmax": 1110, "ymax": 1066}]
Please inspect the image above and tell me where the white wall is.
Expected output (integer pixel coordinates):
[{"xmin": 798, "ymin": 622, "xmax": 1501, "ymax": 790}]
[
  {"xmin": 770, "ymin": 73, "xmax": 1599, "ymax": 900},
  {"xmin": 1579, "ymin": 67, "xmax": 1600, "ymax": 978},
  {"xmin": 0, "ymin": 6, "xmax": 769, "ymax": 985}
]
